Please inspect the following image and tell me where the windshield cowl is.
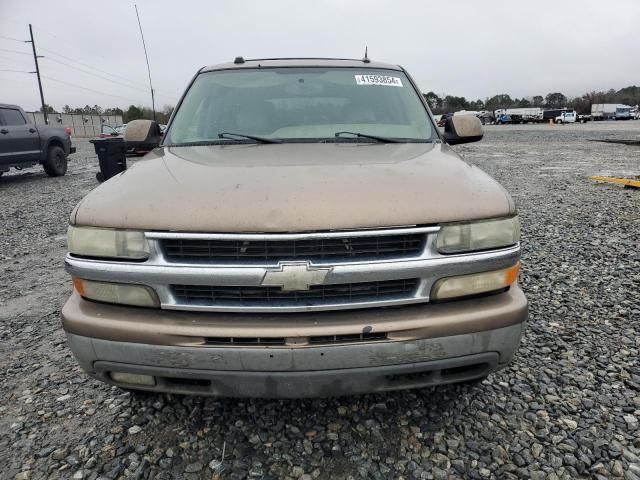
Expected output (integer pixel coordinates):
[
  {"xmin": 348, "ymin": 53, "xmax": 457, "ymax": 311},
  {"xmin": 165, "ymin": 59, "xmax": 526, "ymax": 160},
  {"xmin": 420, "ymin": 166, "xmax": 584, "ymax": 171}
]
[{"xmin": 165, "ymin": 137, "xmax": 435, "ymax": 147}]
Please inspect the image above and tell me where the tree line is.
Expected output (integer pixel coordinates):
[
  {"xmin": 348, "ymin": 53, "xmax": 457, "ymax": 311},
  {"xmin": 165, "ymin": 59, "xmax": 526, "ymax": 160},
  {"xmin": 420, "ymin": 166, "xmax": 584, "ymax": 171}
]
[
  {"xmin": 39, "ymin": 104, "xmax": 175, "ymax": 124},
  {"xmin": 38, "ymin": 85, "xmax": 640, "ymax": 121},
  {"xmin": 424, "ymin": 86, "xmax": 640, "ymax": 115}
]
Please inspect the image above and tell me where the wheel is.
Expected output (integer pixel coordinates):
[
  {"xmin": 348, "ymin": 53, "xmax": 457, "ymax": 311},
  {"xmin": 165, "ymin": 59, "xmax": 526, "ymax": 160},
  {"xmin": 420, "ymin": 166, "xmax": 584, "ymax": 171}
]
[{"xmin": 43, "ymin": 145, "xmax": 67, "ymax": 177}]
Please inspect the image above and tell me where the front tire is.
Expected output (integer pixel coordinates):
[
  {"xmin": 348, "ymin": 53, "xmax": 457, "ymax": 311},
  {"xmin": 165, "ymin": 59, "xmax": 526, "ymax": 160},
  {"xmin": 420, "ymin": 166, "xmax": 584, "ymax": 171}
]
[{"xmin": 43, "ymin": 145, "xmax": 67, "ymax": 177}]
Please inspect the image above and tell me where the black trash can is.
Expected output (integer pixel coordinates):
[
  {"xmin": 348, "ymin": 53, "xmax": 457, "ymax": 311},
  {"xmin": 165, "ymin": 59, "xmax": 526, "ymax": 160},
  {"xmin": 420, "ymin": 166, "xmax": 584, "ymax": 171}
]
[{"xmin": 90, "ymin": 137, "xmax": 127, "ymax": 182}]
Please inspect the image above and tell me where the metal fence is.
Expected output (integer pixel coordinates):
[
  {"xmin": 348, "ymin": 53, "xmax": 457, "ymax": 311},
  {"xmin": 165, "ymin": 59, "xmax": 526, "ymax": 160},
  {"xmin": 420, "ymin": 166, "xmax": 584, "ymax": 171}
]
[{"xmin": 25, "ymin": 112, "xmax": 124, "ymax": 138}]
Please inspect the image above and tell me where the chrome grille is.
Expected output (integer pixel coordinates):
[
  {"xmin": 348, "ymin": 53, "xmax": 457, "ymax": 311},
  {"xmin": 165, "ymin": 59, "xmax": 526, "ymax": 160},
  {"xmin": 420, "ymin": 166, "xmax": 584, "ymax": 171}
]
[
  {"xmin": 67, "ymin": 225, "xmax": 522, "ymax": 313},
  {"xmin": 171, "ymin": 279, "xmax": 419, "ymax": 308},
  {"xmin": 161, "ymin": 233, "xmax": 425, "ymax": 263}
]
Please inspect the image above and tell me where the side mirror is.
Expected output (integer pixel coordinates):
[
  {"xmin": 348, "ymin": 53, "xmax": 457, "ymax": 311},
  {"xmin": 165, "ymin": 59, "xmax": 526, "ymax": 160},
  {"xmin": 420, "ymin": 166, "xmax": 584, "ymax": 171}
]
[
  {"xmin": 443, "ymin": 115, "xmax": 483, "ymax": 145},
  {"xmin": 124, "ymin": 119, "xmax": 159, "ymax": 142}
]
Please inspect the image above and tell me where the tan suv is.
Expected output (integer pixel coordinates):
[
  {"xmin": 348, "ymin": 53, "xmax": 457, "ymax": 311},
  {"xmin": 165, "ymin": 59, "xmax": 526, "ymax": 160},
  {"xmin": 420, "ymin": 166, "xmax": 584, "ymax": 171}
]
[{"xmin": 62, "ymin": 57, "xmax": 527, "ymax": 397}]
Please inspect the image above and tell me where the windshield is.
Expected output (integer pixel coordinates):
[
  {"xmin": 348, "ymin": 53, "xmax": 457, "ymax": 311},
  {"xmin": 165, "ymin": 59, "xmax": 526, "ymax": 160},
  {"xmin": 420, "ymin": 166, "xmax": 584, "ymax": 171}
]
[{"xmin": 165, "ymin": 67, "xmax": 435, "ymax": 145}]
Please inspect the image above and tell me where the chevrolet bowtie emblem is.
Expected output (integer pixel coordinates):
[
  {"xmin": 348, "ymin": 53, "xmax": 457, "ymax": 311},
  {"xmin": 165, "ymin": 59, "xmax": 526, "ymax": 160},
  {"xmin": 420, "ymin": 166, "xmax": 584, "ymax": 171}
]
[{"xmin": 261, "ymin": 262, "xmax": 332, "ymax": 291}]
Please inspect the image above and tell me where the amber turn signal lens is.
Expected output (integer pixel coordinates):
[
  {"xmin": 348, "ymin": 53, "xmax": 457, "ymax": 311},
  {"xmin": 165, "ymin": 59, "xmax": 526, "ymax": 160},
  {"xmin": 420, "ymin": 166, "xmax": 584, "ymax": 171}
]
[
  {"xmin": 72, "ymin": 277, "xmax": 86, "ymax": 296},
  {"xmin": 504, "ymin": 262, "xmax": 520, "ymax": 285},
  {"xmin": 71, "ymin": 277, "xmax": 160, "ymax": 308},
  {"xmin": 431, "ymin": 263, "xmax": 520, "ymax": 300}
]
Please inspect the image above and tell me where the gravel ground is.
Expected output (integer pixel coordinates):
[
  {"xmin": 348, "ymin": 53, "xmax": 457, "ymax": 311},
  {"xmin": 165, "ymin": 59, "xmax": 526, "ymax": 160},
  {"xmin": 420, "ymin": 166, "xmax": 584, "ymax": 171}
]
[{"xmin": 1, "ymin": 122, "xmax": 639, "ymax": 480}]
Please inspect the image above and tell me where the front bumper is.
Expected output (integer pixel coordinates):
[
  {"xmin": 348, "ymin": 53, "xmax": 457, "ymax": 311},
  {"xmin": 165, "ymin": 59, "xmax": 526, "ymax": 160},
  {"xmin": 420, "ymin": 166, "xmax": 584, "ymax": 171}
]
[{"xmin": 62, "ymin": 287, "xmax": 527, "ymax": 397}]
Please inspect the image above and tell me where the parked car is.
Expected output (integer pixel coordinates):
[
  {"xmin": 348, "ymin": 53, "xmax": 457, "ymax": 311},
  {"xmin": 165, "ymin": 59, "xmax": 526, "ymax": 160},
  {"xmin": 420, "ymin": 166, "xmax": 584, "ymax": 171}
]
[
  {"xmin": 115, "ymin": 124, "xmax": 128, "ymax": 135},
  {"xmin": 62, "ymin": 57, "xmax": 527, "ymax": 398},
  {"xmin": 437, "ymin": 112, "xmax": 453, "ymax": 127},
  {"xmin": 452, "ymin": 110, "xmax": 494, "ymax": 125},
  {"xmin": 0, "ymin": 103, "xmax": 75, "ymax": 177},
  {"xmin": 97, "ymin": 124, "xmax": 121, "ymax": 138},
  {"xmin": 477, "ymin": 111, "xmax": 495, "ymax": 125}
]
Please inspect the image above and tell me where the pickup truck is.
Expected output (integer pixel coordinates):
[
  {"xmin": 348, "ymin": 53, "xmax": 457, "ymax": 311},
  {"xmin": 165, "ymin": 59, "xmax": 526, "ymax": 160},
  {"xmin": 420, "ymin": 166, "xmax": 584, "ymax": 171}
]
[
  {"xmin": 555, "ymin": 111, "xmax": 577, "ymax": 124},
  {"xmin": 62, "ymin": 58, "xmax": 527, "ymax": 398},
  {"xmin": 0, "ymin": 103, "xmax": 75, "ymax": 177}
]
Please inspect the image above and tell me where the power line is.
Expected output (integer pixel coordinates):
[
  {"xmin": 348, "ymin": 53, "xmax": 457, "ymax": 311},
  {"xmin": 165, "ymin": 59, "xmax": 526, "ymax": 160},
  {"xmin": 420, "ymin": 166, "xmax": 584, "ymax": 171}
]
[
  {"xmin": 41, "ymin": 75, "xmax": 144, "ymax": 103},
  {"xmin": 0, "ymin": 75, "xmax": 33, "ymax": 83},
  {"xmin": 3, "ymin": 27, "xmax": 146, "ymax": 89},
  {"xmin": 0, "ymin": 34, "xmax": 25, "ymax": 43},
  {"xmin": 37, "ymin": 46, "xmax": 150, "ymax": 90},
  {"xmin": 0, "ymin": 69, "xmax": 31, "ymax": 73},
  {"xmin": 35, "ymin": 46, "xmax": 180, "ymax": 99},
  {"xmin": 2, "ymin": 29, "xmax": 179, "ymax": 106},
  {"xmin": 0, "ymin": 54, "xmax": 33, "ymax": 64},
  {"xmin": 43, "ymin": 56, "xmax": 150, "ymax": 93},
  {"xmin": 0, "ymin": 47, "xmax": 31, "ymax": 56},
  {"xmin": 39, "ymin": 58, "xmax": 177, "ymax": 106}
]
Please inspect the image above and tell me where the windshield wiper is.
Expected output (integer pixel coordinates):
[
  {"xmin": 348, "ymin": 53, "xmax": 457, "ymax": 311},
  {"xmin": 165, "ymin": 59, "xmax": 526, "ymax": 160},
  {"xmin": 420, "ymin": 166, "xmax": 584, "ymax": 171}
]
[
  {"xmin": 218, "ymin": 132, "xmax": 281, "ymax": 144},
  {"xmin": 334, "ymin": 131, "xmax": 402, "ymax": 143}
]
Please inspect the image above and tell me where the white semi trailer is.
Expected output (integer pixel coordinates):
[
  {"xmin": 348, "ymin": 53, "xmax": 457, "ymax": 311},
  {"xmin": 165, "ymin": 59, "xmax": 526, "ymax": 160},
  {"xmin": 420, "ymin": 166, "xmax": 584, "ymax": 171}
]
[
  {"xmin": 591, "ymin": 104, "xmax": 632, "ymax": 120},
  {"xmin": 494, "ymin": 108, "xmax": 544, "ymax": 124}
]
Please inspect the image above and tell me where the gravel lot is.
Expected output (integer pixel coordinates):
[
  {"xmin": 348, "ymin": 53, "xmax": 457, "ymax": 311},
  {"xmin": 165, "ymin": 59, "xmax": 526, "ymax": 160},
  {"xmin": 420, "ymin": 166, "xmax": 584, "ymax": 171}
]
[{"xmin": 1, "ymin": 122, "xmax": 639, "ymax": 480}]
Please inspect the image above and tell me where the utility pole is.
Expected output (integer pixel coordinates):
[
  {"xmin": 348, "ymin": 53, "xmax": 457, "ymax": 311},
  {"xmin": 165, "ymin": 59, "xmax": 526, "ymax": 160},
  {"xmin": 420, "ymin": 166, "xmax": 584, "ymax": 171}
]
[
  {"xmin": 134, "ymin": 4, "xmax": 156, "ymax": 121},
  {"xmin": 27, "ymin": 24, "xmax": 47, "ymax": 124}
]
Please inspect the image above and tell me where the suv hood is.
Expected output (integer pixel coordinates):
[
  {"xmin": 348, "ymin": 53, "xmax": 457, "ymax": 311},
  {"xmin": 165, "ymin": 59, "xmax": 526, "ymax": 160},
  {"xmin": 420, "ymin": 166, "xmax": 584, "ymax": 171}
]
[{"xmin": 73, "ymin": 143, "xmax": 514, "ymax": 232}]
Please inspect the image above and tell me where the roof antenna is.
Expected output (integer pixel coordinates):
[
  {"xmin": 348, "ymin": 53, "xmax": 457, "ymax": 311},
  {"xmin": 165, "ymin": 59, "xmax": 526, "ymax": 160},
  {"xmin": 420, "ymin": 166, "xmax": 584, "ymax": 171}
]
[{"xmin": 362, "ymin": 46, "xmax": 370, "ymax": 63}]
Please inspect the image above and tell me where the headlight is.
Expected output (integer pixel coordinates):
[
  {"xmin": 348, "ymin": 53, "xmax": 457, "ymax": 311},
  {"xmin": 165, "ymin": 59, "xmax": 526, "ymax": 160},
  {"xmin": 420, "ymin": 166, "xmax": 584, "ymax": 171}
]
[
  {"xmin": 436, "ymin": 216, "xmax": 520, "ymax": 254},
  {"xmin": 431, "ymin": 263, "xmax": 520, "ymax": 300},
  {"xmin": 73, "ymin": 277, "xmax": 160, "ymax": 307},
  {"xmin": 67, "ymin": 225, "xmax": 149, "ymax": 260}
]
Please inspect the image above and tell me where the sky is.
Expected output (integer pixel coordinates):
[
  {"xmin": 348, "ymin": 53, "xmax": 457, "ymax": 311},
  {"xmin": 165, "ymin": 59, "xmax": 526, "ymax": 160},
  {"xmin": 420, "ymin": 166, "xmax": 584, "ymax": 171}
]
[{"xmin": 1, "ymin": 0, "xmax": 639, "ymax": 112}]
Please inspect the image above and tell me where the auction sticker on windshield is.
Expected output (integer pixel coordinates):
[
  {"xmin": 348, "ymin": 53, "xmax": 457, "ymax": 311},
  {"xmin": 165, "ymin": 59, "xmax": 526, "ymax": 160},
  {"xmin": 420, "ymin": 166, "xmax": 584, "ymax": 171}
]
[{"xmin": 355, "ymin": 74, "xmax": 403, "ymax": 87}]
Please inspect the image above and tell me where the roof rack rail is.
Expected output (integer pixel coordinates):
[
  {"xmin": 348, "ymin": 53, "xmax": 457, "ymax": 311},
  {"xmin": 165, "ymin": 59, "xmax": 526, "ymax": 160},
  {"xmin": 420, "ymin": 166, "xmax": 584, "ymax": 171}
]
[{"xmin": 238, "ymin": 57, "xmax": 373, "ymax": 63}]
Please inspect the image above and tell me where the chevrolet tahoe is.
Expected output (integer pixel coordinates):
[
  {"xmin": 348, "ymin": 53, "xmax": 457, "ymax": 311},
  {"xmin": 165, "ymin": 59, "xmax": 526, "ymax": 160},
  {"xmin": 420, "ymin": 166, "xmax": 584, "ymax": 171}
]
[{"xmin": 62, "ymin": 57, "xmax": 527, "ymax": 398}]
